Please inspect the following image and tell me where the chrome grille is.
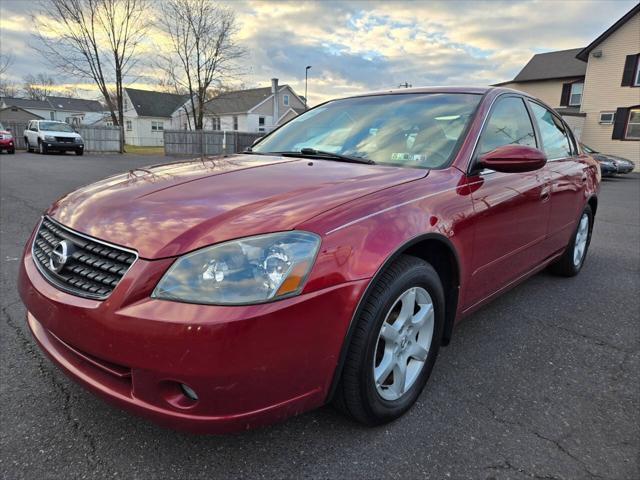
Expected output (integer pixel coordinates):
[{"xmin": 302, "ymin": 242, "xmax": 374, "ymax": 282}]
[{"xmin": 31, "ymin": 217, "xmax": 137, "ymax": 299}]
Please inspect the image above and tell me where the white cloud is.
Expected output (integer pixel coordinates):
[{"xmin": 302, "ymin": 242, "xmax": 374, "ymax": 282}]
[{"xmin": 1, "ymin": 0, "xmax": 637, "ymax": 104}]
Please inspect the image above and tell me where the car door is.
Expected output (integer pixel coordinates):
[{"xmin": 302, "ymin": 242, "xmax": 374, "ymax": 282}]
[
  {"xmin": 464, "ymin": 95, "xmax": 550, "ymax": 308},
  {"xmin": 527, "ymin": 101, "xmax": 587, "ymax": 254},
  {"xmin": 26, "ymin": 122, "xmax": 38, "ymax": 145}
]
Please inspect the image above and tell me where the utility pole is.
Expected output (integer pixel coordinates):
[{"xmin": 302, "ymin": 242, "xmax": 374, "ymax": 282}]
[{"xmin": 305, "ymin": 65, "xmax": 312, "ymax": 109}]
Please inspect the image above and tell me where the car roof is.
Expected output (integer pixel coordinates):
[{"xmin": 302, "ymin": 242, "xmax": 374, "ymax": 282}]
[{"xmin": 345, "ymin": 86, "xmax": 493, "ymax": 98}]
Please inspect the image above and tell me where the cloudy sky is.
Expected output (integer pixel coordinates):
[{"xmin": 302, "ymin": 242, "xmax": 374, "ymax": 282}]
[{"xmin": 0, "ymin": 0, "xmax": 637, "ymax": 105}]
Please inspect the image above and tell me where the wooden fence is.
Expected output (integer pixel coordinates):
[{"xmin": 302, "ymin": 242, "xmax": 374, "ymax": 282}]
[
  {"xmin": 164, "ymin": 130, "xmax": 262, "ymax": 156},
  {"xmin": 77, "ymin": 126, "xmax": 120, "ymax": 152},
  {"xmin": 1, "ymin": 121, "xmax": 120, "ymax": 152}
]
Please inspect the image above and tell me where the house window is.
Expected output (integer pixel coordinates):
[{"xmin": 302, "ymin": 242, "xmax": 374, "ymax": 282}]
[
  {"xmin": 621, "ymin": 54, "xmax": 640, "ymax": 87},
  {"xmin": 625, "ymin": 109, "xmax": 640, "ymax": 139},
  {"xmin": 124, "ymin": 99, "xmax": 129, "ymax": 110},
  {"xmin": 212, "ymin": 117, "xmax": 220, "ymax": 130},
  {"xmin": 569, "ymin": 82, "xmax": 583, "ymax": 106},
  {"xmin": 126, "ymin": 120, "xmax": 132, "ymax": 131},
  {"xmin": 233, "ymin": 116, "xmax": 238, "ymax": 130},
  {"xmin": 151, "ymin": 121, "xmax": 164, "ymax": 132},
  {"xmin": 105, "ymin": 121, "xmax": 113, "ymax": 127},
  {"xmin": 258, "ymin": 116, "xmax": 265, "ymax": 126},
  {"xmin": 50, "ymin": 112, "xmax": 55, "ymax": 120},
  {"xmin": 599, "ymin": 112, "xmax": 615, "ymax": 124},
  {"xmin": 283, "ymin": 94, "xmax": 290, "ymax": 106}
]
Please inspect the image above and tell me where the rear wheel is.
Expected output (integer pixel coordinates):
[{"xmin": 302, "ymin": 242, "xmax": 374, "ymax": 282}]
[
  {"xmin": 334, "ymin": 255, "xmax": 444, "ymax": 425},
  {"xmin": 38, "ymin": 140, "xmax": 47, "ymax": 154},
  {"xmin": 25, "ymin": 138, "xmax": 31, "ymax": 152},
  {"xmin": 549, "ymin": 205, "xmax": 593, "ymax": 277}
]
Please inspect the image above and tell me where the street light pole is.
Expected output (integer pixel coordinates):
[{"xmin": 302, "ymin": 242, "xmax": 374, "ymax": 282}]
[{"xmin": 305, "ymin": 65, "xmax": 312, "ymax": 109}]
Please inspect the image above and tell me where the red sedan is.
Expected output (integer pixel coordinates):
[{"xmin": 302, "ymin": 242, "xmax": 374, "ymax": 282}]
[
  {"xmin": 0, "ymin": 121, "xmax": 15, "ymax": 154},
  {"xmin": 18, "ymin": 87, "xmax": 600, "ymax": 433}
]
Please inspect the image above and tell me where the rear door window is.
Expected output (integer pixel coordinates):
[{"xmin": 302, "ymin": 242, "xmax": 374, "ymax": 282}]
[
  {"xmin": 477, "ymin": 96, "xmax": 536, "ymax": 155},
  {"xmin": 528, "ymin": 102, "xmax": 572, "ymax": 160}
]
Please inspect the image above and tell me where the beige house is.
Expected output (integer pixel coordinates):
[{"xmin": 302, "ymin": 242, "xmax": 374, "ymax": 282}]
[
  {"xmin": 577, "ymin": 6, "xmax": 640, "ymax": 163},
  {"xmin": 496, "ymin": 4, "xmax": 640, "ymax": 168}
]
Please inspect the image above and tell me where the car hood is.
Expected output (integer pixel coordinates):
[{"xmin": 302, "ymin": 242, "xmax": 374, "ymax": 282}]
[
  {"xmin": 43, "ymin": 130, "xmax": 81, "ymax": 138},
  {"xmin": 48, "ymin": 155, "xmax": 427, "ymax": 258}
]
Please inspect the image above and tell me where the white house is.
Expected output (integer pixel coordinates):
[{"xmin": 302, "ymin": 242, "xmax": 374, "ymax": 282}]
[
  {"xmin": 0, "ymin": 96, "xmax": 105, "ymax": 126},
  {"xmin": 123, "ymin": 88, "xmax": 190, "ymax": 146},
  {"xmin": 175, "ymin": 79, "xmax": 306, "ymax": 134}
]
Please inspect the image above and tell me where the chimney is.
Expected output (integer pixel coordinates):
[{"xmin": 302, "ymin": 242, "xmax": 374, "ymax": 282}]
[{"xmin": 271, "ymin": 78, "xmax": 279, "ymax": 124}]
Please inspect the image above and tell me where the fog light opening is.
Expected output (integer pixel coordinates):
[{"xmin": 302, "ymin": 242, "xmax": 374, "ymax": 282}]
[{"xmin": 180, "ymin": 383, "xmax": 199, "ymax": 401}]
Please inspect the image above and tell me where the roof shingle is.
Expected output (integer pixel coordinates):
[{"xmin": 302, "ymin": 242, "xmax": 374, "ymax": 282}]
[
  {"xmin": 511, "ymin": 48, "xmax": 587, "ymax": 82},
  {"xmin": 203, "ymin": 87, "xmax": 274, "ymax": 115},
  {"xmin": 125, "ymin": 88, "xmax": 190, "ymax": 118}
]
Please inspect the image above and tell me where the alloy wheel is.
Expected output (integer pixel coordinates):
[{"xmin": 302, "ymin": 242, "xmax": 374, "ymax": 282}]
[
  {"xmin": 373, "ymin": 286, "xmax": 434, "ymax": 401},
  {"xmin": 573, "ymin": 213, "xmax": 589, "ymax": 267}
]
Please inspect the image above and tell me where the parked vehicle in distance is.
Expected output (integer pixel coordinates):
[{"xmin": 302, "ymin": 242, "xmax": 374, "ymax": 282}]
[
  {"xmin": 581, "ymin": 143, "xmax": 636, "ymax": 176},
  {"xmin": 24, "ymin": 120, "xmax": 84, "ymax": 155},
  {"xmin": 19, "ymin": 87, "xmax": 600, "ymax": 434},
  {"xmin": 0, "ymin": 121, "xmax": 15, "ymax": 154}
]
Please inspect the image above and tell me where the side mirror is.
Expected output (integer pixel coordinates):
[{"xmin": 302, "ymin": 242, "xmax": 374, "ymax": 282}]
[
  {"xmin": 252, "ymin": 136, "xmax": 263, "ymax": 146},
  {"xmin": 479, "ymin": 145, "xmax": 547, "ymax": 173}
]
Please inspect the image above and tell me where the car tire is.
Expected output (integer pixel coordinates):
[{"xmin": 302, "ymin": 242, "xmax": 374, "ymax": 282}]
[
  {"xmin": 549, "ymin": 204, "xmax": 593, "ymax": 277},
  {"xmin": 38, "ymin": 140, "xmax": 47, "ymax": 154},
  {"xmin": 334, "ymin": 254, "xmax": 445, "ymax": 426},
  {"xmin": 25, "ymin": 139, "xmax": 31, "ymax": 152},
  {"xmin": 9, "ymin": 148, "xmax": 15, "ymax": 154},
  {"xmin": 76, "ymin": 149, "xmax": 84, "ymax": 156}
]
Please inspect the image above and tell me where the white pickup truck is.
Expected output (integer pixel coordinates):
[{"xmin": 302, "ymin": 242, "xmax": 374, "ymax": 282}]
[{"xmin": 24, "ymin": 120, "xmax": 85, "ymax": 155}]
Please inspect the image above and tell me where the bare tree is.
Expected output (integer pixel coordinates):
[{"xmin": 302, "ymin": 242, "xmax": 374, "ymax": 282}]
[
  {"xmin": 0, "ymin": 81, "xmax": 20, "ymax": 97},
  {"xmin": 0, "ymin": 53, "xmax": 18, "ymax": 97},
  {"xmin": 34, "ymin": 0, "xmax": 150, "ymax": 152},
  {"xmin": 0, "ymin": 53, "xmax": 13, "ymax": 77},
  {"xmin": 155, "ymin": 0, "xmax": 245, "ymax": 130},
  {"xmin": 23, "ymin": 74, "xmax": 56, "ymax": 100}
]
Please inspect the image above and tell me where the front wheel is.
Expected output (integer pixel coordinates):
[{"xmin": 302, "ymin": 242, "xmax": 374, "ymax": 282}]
[
  {"xmin": 549, "ymin": 205, "xmax": 593, "ymax": 277},
  {"xmin": 9, "ymin": 148, "xmax": 15, "ymax": 154},
  {"xmin": 334, "ymin": 255, "xmax": 445, "ymax": 425},
  {"xmin": 75, "ymin": 149, "xmax": 84, "ymax": 156},
  {"xmin": 38, "ymin": 140, "xmax": 47, "ymax": 154}
]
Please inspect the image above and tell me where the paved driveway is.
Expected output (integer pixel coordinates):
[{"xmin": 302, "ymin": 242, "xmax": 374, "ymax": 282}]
[{"xmin": 1, "ymin": 151, "xmax": 638, "ymax": 480}]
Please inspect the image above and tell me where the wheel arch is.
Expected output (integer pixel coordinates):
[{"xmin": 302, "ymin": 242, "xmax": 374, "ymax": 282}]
[
  {"xmin": 326, "ymin": 232, "xmax": 461, "ymax": 402},
  {"xmin": 587, "ymin": 195, "xmax": 598, "ymax": 218}
]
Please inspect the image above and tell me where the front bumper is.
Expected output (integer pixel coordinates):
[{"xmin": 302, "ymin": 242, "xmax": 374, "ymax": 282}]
[
  {"xmin": 18, "ymin": 239, "xmax": 367, "ymax": 433},
  {"xmin": 0, "ymin": 139, "xmax": 14, "ymax": 150},
  {"xmin": 43, "ymin": 140, "xmax": 83, "ymax": 150}
]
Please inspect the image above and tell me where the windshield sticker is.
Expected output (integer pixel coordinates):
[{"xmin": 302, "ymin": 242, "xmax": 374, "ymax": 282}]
[{"xmin": 391, "ymin": 153, "xmax": 429, "ymax": 163}]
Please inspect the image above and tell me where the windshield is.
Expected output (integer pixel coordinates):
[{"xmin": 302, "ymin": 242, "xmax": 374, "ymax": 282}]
[
  {"xmin": 39, "ymin": 122, "xmax": 75, "ymax": 132},
  {"xmin": 253, "ymin": 93, "xmax": 481, "ymax": 169}
]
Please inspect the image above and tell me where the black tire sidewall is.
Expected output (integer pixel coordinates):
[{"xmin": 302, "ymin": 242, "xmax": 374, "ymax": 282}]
[{"xmin": 358, "ymin": 259, "xmax": 445, "ymax": 422}]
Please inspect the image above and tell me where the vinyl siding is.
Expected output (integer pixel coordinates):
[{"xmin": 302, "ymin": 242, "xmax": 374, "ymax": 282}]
[
  {"xmin": 499, "ymin": 79, "xmax": 583, "ymax": 108},
  {"xmin": 580, "ymin": 12, "xmax": 640, "ymax": 168}
]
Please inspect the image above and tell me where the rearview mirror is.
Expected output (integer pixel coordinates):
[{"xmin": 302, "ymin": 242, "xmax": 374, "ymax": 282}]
[{"xmin": 479, "ymin": 145, "xmax": 546, "ymax": 173}]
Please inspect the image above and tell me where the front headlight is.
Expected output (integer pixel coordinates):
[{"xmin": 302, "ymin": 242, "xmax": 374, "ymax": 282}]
[
  {"xmin": 44, "ymin": 135, "xmax": 56, "ymax": 142},
  {"xmin": 152, "ymin": 231, "xmax": 321, "ymax": 305},
  {"xmin": 74, "ymin": 137, "xmax": 83, "ymax": 143}
]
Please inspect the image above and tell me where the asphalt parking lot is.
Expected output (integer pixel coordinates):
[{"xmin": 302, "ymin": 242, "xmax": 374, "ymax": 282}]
[{"xmin": 1, "ymin": 151, "xmax": 638, "ymax": 480}]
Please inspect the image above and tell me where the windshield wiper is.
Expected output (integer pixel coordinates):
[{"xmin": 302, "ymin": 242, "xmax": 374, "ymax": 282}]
[{"xmin": 271, "ymin": 148, "xmax": 375, "ymax": 165}]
